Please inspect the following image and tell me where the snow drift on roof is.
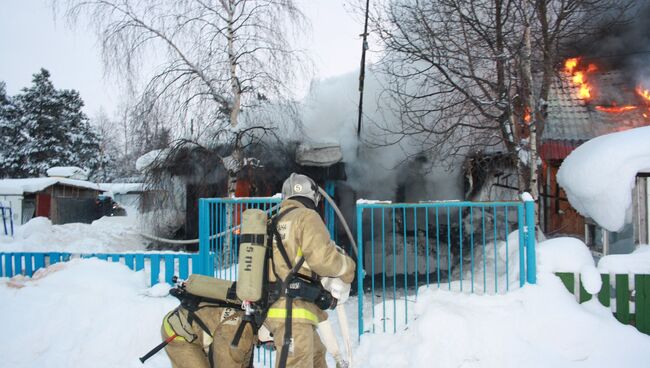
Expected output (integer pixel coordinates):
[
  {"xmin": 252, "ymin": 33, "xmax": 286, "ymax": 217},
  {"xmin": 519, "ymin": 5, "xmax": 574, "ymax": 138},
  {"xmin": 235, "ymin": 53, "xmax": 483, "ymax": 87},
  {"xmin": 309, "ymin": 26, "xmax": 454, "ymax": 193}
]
[
  {"xmin": 46, "ymin": 166, "xmax": 89, "ymax": 180},
  {"xmin": 296, "ymin": 142, "xmax": 343, "ymax": 167},
  {"xmin": 98, "ymin": 183, "xmax": 145, "ymax": 194},
  {"xmin": 557, "ymin": 126, "xmax": 650, "ymax": 232},
  {"xmin": 135, "ymin": 149, "xmax": 170, "ymax": 172},
  {"xmin": 0, "ymin": 178, "xmax": 103, "ymax": 196}
]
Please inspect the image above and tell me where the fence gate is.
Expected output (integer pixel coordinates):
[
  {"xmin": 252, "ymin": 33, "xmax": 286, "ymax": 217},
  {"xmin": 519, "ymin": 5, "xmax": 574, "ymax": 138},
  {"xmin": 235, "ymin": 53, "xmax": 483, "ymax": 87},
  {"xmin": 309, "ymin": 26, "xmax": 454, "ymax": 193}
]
[
  {"xmin": 355, "ymin": 200, "xmax": 536, "ymax": 336},
  {"xmin": 197, "ymin": 197, "xmax": 282, "ymax": 280}
]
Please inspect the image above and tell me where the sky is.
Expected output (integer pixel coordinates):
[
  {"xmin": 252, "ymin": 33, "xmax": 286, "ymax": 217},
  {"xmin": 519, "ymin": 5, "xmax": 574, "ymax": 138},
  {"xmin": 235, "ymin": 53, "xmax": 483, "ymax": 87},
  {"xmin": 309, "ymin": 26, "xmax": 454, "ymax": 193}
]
[{"xmin": 0, "ymin": 0, "xmax": 366, "ymax": 119}]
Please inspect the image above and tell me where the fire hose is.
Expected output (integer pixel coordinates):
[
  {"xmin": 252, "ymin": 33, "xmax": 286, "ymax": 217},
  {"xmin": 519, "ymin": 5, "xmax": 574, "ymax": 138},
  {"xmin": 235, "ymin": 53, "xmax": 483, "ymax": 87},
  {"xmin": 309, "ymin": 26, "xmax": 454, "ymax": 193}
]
[{"xmin": 317, "ymin": 186, "xmax": 356, "ymax": 368}]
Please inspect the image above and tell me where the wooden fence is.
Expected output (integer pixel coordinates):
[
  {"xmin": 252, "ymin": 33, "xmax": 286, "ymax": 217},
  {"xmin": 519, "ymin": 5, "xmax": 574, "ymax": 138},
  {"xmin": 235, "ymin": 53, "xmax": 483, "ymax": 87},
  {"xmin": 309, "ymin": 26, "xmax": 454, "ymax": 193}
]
[{"xmin": 556, "ymin": 272, "xmax": 650, "ymax": 334}]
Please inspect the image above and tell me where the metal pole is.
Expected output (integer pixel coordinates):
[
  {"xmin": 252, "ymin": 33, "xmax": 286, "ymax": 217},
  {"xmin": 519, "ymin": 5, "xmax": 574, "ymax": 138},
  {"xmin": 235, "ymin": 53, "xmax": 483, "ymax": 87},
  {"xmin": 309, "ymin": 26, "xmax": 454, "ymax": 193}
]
[
  {"xmin": 356, "ymin": 205, "xmax": 364, "ymax": 339},
  {"xmin": 198, "ymin": 199, "xmax": 208, "ymax": 275},
  {"xmin": 357, "ymin": 0, "xmax": 371, "ymax": 137},
  {"xmin": 525, "ymin": 200, "xmax": 537, "ymax": 284}
]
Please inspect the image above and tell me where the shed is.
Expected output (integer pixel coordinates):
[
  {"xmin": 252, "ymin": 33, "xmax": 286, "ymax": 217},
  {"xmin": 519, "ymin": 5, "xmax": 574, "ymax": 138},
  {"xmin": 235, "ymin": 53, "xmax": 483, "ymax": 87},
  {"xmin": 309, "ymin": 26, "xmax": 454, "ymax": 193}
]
[
  {"xmin": 0, "ymin": 177, "xmax": 105, "ymax": 225},
  {"xmin": 98, "ymin": 183, "xmax": 146, "ymax": 211}
]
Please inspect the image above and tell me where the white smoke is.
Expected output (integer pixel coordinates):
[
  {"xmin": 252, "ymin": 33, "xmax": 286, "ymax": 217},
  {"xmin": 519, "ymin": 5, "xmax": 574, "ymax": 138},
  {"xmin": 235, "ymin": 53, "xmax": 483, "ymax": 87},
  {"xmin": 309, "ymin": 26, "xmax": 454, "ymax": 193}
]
[{"xmin": 294, "ymin": 68, "xmax": 464, "ymax": 202}]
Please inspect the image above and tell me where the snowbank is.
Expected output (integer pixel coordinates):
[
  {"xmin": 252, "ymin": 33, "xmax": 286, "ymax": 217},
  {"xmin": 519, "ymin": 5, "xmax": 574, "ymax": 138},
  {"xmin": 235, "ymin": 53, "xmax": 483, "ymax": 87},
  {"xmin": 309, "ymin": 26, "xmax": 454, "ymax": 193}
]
[
  {"xmin": 557, "ymin": 126, "xmax": 650, "ymax": 232},
  {"xmin": 536, "ymin": 237, "xmax": 601, "ymax": 294},
  {"xmin": 0, "ymin": 215, "xmax": 149, "ymax": 253},
  {"xmin": 3, "ymin": 236, "xmax": 650, "ymax": 367},
  {"xmin": 355, "ymin": 272, "xmax": 650, "ymax": 368},
  {"xmin": 0, "ymin": 259, "xmax": 177, "ymax": 368},
  {"xmin": 355, "ymin": 237, "xmax": 650, "ymax": 367},
  {"xmin": 598, "ymin": 244, "xmax": 650, "ymax": 274}
]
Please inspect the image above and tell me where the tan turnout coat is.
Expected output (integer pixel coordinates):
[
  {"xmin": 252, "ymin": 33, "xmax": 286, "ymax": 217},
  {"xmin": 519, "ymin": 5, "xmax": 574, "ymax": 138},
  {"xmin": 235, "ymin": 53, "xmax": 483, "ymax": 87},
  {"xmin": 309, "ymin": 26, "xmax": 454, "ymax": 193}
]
[{"xmin": 266, "ymin": 198, "xmax": 356, "ymax": 324}]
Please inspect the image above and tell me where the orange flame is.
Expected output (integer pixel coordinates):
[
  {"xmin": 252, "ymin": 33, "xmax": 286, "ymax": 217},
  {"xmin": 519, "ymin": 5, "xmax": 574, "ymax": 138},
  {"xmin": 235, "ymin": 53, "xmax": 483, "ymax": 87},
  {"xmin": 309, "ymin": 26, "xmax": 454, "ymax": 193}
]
[
  {"xmin": 524, "ymin": 107, "xmax": 531, "ymax": 123},
  {"xmin": 564, "ymin": 58, "xmax": 579, "ymax": 74},
  {"xmin": 578, "ymin": 84, "xmax": 591, "ymax": 99},
  {"xmin": 595, "ymin": 105, "xmax": 638, "ymax": 113},
  {"xmin": 564, "ymin": 58, "xmax": 594, "ymax": 101},
  {"xmin": 636, "ymin": 86, "xmax": 650, "ymax": 103},
  {"xmin": 572, "ymin": 71, "xmax": 584, "ymax": 85}
]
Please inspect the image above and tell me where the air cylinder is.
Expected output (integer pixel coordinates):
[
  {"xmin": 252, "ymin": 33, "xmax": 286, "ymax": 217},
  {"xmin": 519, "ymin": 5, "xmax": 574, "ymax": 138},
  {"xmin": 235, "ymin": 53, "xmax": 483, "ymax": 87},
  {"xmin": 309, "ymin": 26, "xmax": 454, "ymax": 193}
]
[
  {"xmin": 184, "ymin": 274, "xmax": 236, "ymax": 301},
  {"xmin": 236, "ymin": 208, "xmax": 268, "ymax": 302}
]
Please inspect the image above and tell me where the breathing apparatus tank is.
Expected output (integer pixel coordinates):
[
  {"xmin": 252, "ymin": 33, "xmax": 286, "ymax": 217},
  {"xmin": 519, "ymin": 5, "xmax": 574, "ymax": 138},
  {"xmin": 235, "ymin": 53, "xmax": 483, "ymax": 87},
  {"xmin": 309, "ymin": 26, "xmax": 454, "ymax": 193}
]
[
  {"xmin": 236, "ymin": 208, "xmax": 268, "ymax": 302},
  {"xmin": 183, "ymin": 274, "xmax": 237, "ymax": 302}
]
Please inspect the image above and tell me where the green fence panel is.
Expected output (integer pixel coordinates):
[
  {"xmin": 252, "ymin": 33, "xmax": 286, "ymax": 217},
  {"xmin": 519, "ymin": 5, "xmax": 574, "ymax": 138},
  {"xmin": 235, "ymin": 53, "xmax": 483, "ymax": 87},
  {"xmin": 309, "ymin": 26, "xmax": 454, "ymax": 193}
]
[
  {"xmin": 598, "ymin": 274, "xmax": 610, "ymax": 307},
  {"xmin": 635, "ymin": 275, "xmax": 650, "ymax": 334},
  {"xmin": 579, "ymin": 279, "xmax": 591, "ymax": 303},
  {"xmin": 557, "ymin": 272, "xmax": 574, "ymax": 294},
  {"xmin": 615, "ymin": 274, "xmax": 631, "ymax": 325}
]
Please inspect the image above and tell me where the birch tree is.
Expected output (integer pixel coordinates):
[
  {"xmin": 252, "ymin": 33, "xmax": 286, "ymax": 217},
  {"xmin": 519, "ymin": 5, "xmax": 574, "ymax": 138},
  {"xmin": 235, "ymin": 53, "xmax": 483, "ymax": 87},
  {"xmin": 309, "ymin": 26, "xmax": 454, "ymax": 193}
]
[
  {"xmin": 58, "ymin": 0, "xmax": 306, "ymax": 190},
  {"xmin": 58, "ymin": 0, "xmax": 307, "ymax": 255},
  {"xmin": 366, "ymin": 0, "xmax": 631, "ymax": 214}
]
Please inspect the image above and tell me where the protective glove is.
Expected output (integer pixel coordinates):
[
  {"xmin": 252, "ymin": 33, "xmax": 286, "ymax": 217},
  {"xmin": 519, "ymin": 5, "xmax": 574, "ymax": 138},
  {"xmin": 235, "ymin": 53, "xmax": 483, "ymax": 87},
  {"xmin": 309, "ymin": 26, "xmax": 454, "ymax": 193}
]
[
  {"xmin": 166, "ymin": 307, "xmax": 197, "ymax": 343},
  {"xmin": 321, "ymin": 277, "xmax": 351, "ymax": 304}
]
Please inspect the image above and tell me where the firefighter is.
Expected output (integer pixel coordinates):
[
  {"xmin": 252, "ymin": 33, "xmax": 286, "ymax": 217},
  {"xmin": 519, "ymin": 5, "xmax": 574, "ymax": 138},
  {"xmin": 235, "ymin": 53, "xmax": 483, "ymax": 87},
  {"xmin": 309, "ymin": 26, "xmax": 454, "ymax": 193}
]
[
  {"xmin": 264, "ymin": 173, "xmax": 356, "ymax": 368},
  {"xmin": 161, "ymin": 303, "xmax": 255, "ymax": 368}
]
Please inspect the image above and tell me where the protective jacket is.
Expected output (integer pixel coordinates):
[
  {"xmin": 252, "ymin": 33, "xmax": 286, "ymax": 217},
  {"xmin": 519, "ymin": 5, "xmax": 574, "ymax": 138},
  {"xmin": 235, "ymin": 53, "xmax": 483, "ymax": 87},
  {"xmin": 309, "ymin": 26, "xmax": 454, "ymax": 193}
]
[
  {"xmin": 162, "ymin": 303, "xmax": 254, "ymax": 368},
  {"xmin": 266, "ymin": 198, "xmax": 355, "ymax": 324}
]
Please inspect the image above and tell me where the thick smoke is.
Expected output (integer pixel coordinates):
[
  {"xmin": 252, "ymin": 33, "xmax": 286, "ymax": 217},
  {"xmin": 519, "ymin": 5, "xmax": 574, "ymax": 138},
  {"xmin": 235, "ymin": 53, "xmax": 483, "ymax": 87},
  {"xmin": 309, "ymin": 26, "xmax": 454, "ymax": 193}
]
[
  {"xmin": 573, "ymin": 2, "xmax": 650, "ymax": 85},
  {"xmin": 295, "ymin": 68, "xmax": 464, "ymax": 203}
]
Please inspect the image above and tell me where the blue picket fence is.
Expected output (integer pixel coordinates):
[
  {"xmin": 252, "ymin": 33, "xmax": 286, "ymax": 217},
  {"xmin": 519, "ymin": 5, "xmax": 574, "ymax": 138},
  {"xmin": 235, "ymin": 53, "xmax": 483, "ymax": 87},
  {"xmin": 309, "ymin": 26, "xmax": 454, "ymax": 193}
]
[
  {"xmin": 355, "ymin": 200, "xmax": 536, "ymax": 335},
  {"xmin": 1, "ymin": 205, "xmax": 14, "ymax": 236},
  {"xmin": 0, "ymin": 251, "xmax": 201, "ymax": 286},
  {"xmin": 197, "ymin": 189, "xmax": 338, "ymax": 280},
  {"xmin": 197, "ymin": 197, "xmax": 282, "ymax": 280},
  {"xmin": 2, "ymin": 195, "xmax": 538, "ymax": 344}
]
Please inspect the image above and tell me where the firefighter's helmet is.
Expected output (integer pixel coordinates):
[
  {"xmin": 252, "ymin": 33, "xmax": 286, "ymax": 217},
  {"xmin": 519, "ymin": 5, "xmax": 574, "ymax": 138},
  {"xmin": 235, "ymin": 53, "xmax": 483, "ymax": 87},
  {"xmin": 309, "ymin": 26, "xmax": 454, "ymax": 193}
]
[{"xmin": 282, "ymin": 173, "xmax": 321, "ymax": 206}]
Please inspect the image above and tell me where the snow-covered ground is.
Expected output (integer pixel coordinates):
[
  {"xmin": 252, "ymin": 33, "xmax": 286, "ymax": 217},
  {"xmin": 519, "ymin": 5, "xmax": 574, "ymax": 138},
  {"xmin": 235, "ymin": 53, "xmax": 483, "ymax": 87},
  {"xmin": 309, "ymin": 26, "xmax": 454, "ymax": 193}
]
[{"xmin": 2, "ymin": 233, "xmax": 650, "ymax": 367}]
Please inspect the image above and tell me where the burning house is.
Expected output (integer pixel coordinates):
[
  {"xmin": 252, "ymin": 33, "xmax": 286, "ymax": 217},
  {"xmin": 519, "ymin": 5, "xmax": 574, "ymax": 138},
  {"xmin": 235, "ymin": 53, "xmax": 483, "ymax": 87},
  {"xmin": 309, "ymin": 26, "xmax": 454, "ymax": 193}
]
[{"xmin": 540, "ymin": 57, "xmax": 650, "ymax": 252}]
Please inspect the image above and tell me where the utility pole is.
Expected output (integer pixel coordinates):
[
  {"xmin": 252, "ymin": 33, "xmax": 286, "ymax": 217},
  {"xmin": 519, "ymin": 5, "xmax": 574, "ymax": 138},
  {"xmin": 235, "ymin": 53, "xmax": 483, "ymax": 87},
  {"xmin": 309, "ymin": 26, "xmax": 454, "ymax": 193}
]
[{"xmin": 357, "ymin": 0, "xmax": 371, "ymax": 138}]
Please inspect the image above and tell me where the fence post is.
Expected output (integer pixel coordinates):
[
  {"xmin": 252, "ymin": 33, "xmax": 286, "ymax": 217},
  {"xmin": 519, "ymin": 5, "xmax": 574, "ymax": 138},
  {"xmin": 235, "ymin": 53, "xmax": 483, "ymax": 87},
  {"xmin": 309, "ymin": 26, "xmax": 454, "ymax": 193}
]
[
  {"xmin": 9, "ymin": 207, "xmax": 13, "ymax": 236},
  {"xmin": 198, "ymin": 199, "xmax": 208, "ymax": 276},
  {"xmin": 524, "ymin": 199, "xmax": 537, "ymax": 284},
  {"xmin": 356, "ymin": 204, "xmax": 364, "ymax": 339},
  {"xmin": 1, "ymin": 206, "xmax": 7, "ymax": 236}
]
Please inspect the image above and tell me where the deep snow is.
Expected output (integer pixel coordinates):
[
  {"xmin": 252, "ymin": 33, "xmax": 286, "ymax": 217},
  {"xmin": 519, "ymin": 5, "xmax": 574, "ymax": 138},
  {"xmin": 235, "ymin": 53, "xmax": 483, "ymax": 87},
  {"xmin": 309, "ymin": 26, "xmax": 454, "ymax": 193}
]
[{"xmin": 2, "ymin": 235, "xmax": 650, "ymax": 367}]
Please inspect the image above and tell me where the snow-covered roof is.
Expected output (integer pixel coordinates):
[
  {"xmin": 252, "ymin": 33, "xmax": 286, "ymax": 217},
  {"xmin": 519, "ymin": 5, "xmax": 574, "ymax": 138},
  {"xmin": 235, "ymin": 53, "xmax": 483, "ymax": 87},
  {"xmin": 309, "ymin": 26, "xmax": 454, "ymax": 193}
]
[
  {"xmin": 0, "ymin": 178, "xmax": 104, "ymax": 196},
  {"xmin": 98, "ymin": 183, "xmax": 145, "ymax": 194},
  {"xmin": 135, "ymin": 149, "xmax": 170, "ymax": 172},
  {"xmin": 46, "ymin": 166, "xmax": 89, "ymax": 180},
  {"xmin": 296, "ymin": 142, "xmax": 343, "ymax": 167},
  {"xmin": 557, "ymin": 125, "xmax": 650, "ymax": 232}
]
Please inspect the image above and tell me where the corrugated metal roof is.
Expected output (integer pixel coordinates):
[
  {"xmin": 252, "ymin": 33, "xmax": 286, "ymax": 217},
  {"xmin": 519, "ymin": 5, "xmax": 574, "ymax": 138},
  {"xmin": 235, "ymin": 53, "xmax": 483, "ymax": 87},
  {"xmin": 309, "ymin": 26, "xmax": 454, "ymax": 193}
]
[{"xmin": 543, "ymin": 71, "xmax": 650, "ymax": 142}]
